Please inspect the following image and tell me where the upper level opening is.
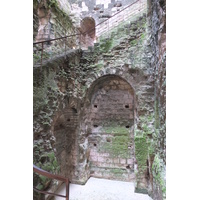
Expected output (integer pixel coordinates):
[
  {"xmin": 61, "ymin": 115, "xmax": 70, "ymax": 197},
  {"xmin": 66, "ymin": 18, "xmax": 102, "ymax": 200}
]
[{"xmin": 80, "ymin": 17, "xmax": 96, "ymax": 48}]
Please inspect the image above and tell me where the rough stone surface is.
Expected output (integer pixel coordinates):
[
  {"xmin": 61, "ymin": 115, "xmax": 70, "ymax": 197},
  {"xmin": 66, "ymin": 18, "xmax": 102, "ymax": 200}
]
[{"xmin": 33, "ymin": 0, "xmax": 166, "ymax": 199}]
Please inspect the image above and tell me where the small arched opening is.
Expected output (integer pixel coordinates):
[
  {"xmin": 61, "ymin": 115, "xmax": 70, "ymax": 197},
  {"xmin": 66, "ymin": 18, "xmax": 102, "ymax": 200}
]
[{"xmin": 80, "ymin": 17, "xmax": 96, "ymax": 48}]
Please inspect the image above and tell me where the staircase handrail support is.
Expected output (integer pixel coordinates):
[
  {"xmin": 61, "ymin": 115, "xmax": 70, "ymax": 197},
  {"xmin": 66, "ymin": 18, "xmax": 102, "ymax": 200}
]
[{"xmin": 33, "ymin": 165, "xmax": 70, "ymax": 200}]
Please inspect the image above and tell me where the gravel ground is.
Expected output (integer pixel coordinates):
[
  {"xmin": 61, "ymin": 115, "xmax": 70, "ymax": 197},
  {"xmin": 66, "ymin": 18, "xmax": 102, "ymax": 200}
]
[{"xmin": 54, "ymin": 177, "xmax": 153, "ymax": 200}]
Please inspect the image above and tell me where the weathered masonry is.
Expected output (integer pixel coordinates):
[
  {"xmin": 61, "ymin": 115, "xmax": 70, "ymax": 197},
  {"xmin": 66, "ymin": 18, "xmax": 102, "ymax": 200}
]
[
  {"xmin": 33, "ymin": 0, "xmax": 166, "ymax": 200},
  {"xmin": 84, "ymin": 75, "xmax": 136, "ymax": 181}
]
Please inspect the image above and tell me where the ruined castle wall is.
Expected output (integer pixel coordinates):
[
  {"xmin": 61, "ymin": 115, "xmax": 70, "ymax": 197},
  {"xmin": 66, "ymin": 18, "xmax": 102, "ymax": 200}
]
[
  {"xmin": 33, "ymin": 0, "xmax": 78, "ymax": 66},
  {"xmin": 33, "ymin": 1, "xmax": 166, "ymax": 199},
  {"xmin": 146, "ymin": 0, "xmax": 166, "ymax": 199}
]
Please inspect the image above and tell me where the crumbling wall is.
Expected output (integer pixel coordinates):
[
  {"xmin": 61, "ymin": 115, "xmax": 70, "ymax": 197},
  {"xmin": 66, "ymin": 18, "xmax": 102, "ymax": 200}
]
[
  {"xmin": 74, "ymin": 13, "xmax": 157, "ymax": 189},
  {"xmin": 33, "ymin": 50, "xmax": 82, "ymax": 199},
  {"xmin": 33, "ymin": 1, "xmax": 166, "ymax": 199},
  {"xmin": 33, "ymin": 0, "xmax": 77, "ymax": 66},
  {"xmin": 146, "ymin": 0, "xmax": 166, "ymax": 199}
]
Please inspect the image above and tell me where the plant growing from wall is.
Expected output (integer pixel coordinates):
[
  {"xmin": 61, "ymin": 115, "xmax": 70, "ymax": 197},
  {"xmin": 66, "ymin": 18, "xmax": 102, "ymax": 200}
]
[{"xmin": 152, "ymin": 154, "xmax": 166, "ymax": 199}]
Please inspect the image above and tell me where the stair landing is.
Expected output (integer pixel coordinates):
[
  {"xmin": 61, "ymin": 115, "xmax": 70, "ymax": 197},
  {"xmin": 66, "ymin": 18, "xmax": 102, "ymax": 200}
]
[{"xmin": 54, "ymin": 177, "xmax": 152, "ymax": 200}]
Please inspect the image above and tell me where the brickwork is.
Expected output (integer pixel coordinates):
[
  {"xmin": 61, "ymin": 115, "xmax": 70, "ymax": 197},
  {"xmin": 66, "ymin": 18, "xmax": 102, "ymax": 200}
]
[
  {"xmin": 53, "ymin": 107, "xmax": 78, "ymax": 179},
  {"xmin": 33, "ymin": 1, "xmax": 166, "ymax": 197},
  {"xmin": 85, "ymin": 76, "xmax": 136, "ymax": 181}
]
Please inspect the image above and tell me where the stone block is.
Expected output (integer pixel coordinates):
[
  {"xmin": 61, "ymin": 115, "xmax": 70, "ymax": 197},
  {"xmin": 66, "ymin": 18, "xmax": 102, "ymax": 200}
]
[
  {"xmin": 120, "ymin": 158, "xmax": 127, "ymax": 164},
  {"xmin": 113, "ymin": 158, "xmax": 119, "ymax": 164},
  {"xmin": 102, "ymin": 153, "xmax": 110, "ymax": 157},
  {"xmin": 106, "ymin": 158, "xmax": 113, "ymax": 164},
  {"xmin": 127, "ymin": 159, "xmax": 134, "ymax": 165},
  {"xmin": 98, "ymin": 156, "xmax": 105, "ymax": 162},
  {"xmin": 90, "ymin": 155, "xmax": 98, "ymax": 161}
]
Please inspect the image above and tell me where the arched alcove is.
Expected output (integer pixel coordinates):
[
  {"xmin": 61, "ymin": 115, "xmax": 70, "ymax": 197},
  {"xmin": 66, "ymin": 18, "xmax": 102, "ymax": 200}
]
[
  {"xmin": 80, "ymin": 75, "xmax": 137, "ymax": 182},
  {"xmin": 53, "ymin": 107, "xmax": 78, "ymax": 178},
  {"xmin": 80, "ymin": 17, "xmax": 96, "ymax": 48}
]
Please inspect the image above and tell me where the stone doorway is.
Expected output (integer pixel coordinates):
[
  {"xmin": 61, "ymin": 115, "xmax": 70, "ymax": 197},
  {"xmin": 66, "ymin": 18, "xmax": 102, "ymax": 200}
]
[{"xmin": 86, "ymin": 75, "xmax": 136, "ymax": 181}]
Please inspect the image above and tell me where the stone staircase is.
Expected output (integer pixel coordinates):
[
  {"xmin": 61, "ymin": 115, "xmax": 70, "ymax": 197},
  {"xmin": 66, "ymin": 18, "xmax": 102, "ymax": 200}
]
[
  {"xmin": 33, "ymin": 0, "xmax": 147, "ymax": 67},
  {"xmin": 95, "ymin": 0, "xmax": 147, "ymax": 39},
  {"xmin": 82, "ymin": 11, "xmax": 147, "ymax": 59},
  {"xmin": 80, "ymin": 0, "xmax": 147, "ymax": 51}
]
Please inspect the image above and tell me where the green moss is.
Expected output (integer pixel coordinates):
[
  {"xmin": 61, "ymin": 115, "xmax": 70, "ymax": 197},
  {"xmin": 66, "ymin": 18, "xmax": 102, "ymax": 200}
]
[
  {"xmin": 105, "ymin": 126, "xmax": 129, "ymax": 135},
  {"xmin": 135, "ymin": 188, "xmax": 148, "ymax": 194},
  {"xmin": 39, "ymin": 175, "xmax": 49, "ymax": 184},
  {"xmin": 36, "ymin": 183, "xmax": 44, "ymax": 190},
  {"xmin": 152, "ymin": 155, "xmax": 166, "ymax": 198},
  {"xmin": 154, "ymin": 100, "xmax": 160, "ymax": 129},
  {"xmin": 130, "ymin": 40, "xmax": 138, "ymax": 46},
  {"xmin": 140, "ymin": 32, "xmax": 146, "ymax": 40},
  {"xmin": 135, "ymin": 136, "xmax": 148, "ymax": 172},
  {"xmin": 34, "ymin": 0, "xmax": 73, "ymax": 30},
  {"xmin": 99, "ymin": 38, "xmax": 113, "ymax": 53},
  {"xmin": 110, "ymin": 168, "xmax": 125, "ymax": 176},
  {"xmin": 101, "ymin": 126, "xmax": 131, "ymax": 158},
  {"xmin": 33, "ymin": 69, "xmax": 58, "ymax": 116}
]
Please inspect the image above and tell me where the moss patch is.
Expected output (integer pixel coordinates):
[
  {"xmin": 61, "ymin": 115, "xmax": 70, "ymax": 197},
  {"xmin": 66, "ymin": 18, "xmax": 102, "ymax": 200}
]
[
  {"xmin": 152, "ymin": 155, "xmax": 166, "ymax": 198},
  {"xmin": 101, "ymin": 126, "xmax": 131, "ymax": 158},
  {"xmin": 135, "ymin": 136, "xmax": 148, "ymax": 172},
  {"xmin": 99, "ymin": 39, "xmax": 113, "ymax": 53}
]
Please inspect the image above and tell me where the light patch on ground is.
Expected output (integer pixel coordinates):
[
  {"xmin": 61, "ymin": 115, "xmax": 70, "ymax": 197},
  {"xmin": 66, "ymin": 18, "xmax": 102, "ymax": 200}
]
[{"xmin": 54, "ymin": 177, "xmax": 152, "ymax": 200}]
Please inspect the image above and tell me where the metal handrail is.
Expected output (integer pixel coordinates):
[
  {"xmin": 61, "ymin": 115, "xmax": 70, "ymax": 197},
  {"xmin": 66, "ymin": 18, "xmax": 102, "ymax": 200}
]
[
  {"xmin": 33, "ymin": 0, "xmax": 146, "ymax": 66},
  {"xmin": 33, "ymin": 164, "xmax": 70, "ymax": 200},
  {"xmin": 87, "ymin": 0, "xmax": 142, "ymax": 37},
  {"xmin": 33, "ymin": 0, "xmax": 142, "ymax": 45}
]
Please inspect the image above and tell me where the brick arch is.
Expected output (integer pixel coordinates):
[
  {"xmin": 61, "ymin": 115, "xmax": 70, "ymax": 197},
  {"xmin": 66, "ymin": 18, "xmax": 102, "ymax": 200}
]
[
  {"xmin": 84, "ymin": 70, "xmax": 138, "ymax": 100},
  {"xmin": 52, "ymin": 107, "xmax": 78, "ymax": 179},
  {"xmin": 87, "ymin": 74, "xmax": 135, "ymax": 102},
  {"xmin": 79, "ymin": 74, "xmax": 137, "ymax": 182}
]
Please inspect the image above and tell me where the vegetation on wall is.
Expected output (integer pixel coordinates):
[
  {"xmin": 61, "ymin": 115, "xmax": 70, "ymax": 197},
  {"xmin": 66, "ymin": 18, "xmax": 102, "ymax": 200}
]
[
  {"xmin": 33, "ymin": 150, "xmax": 59, "ymax": 190},
  {"xmin": 33, "ymin": 69, "xmax": 58, "ymax": 118},
  {"xmin": 33, "ymin": 0, "xmax": 166, "ymax": 197},
  {"xmin": 34, "ymin": 0, "xmax": 73, "ymax": 30},
  {"xmin": 101, "ymin": 125, "xmax": 131, "ymax": 159},
  {"xmin": 152, "ymin": 154, "xmax": 166, "ymax": 198}
]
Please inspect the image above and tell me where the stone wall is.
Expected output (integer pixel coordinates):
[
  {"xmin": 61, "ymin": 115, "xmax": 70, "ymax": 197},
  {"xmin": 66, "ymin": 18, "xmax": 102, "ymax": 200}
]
[
  {"xmin": 87, "ymin": 76, "xmax": 135, "ymax": 181},
  {"xmin": 33, "ymin": 0, "xmax": 78, "ymax": 66},
  {"xmin": 146, "ymin": 0, "xmax": 166, "ymax": 199},
  {"xmin": 33, "ymin": 50, "xmax": 82, "ymax": 199},
  {"xmin": 33, "ymin": 10, "xmax": 153, "ymax": 186},
  {"xmin": 70, "ymin": 0, "xmax": 137, "ymax": 25},
  {"xmin": 74, "ymin": 12, "xmax": 156, "ymax": 189},
  {"xmin": 33, "ymin": 0, "xmax": 166, "ymax": 199}
]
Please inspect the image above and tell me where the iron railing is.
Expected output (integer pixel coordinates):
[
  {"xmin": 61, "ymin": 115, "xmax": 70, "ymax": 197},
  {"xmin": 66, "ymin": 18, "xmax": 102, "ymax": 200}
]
[
  {"xmin": 33, "ymin": 0, "xmax": 146, "ymax": 66},
  {"xmin": 33, "ymin": 165, "xmax": 70, "ymax": 200}
]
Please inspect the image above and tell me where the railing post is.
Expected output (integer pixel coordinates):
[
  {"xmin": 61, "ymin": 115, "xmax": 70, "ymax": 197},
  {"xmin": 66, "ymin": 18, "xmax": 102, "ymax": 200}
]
[
  {"xmin": 66, "ymin": 179, "xmax": 69, "ymax": 200},
  {"xmin": 41, "ymin": 42, "xmax": 44, "ymax": 66}
]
